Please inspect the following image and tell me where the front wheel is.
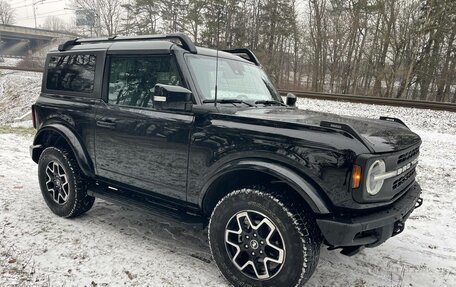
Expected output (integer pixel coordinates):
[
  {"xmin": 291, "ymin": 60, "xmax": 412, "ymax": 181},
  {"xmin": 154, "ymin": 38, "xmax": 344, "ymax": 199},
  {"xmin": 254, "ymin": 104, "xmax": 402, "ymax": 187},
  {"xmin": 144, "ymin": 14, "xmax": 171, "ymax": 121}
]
[{"xmin": 208, "ymin": 188, "xmax": 321, "ymax": 287}]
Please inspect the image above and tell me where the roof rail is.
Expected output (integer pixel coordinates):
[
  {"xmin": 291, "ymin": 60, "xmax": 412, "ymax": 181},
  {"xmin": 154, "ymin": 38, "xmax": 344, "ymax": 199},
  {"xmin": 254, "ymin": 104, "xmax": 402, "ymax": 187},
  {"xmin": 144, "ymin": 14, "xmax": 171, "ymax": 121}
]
[
  {"xmin": 223, "ymin": 48, "xmax": 261, "ymax": 66},
  {"xmin": 58, "ymin": 33, "xmax": 197, "ymax": 54}
]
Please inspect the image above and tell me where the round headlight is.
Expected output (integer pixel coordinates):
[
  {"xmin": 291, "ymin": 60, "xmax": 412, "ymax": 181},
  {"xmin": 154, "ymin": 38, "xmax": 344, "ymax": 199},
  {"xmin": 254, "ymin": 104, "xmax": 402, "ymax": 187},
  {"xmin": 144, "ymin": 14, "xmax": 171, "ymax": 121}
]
[{"xmin": 366, "ymin": 160, "xmax": 386, "ymax": 195}]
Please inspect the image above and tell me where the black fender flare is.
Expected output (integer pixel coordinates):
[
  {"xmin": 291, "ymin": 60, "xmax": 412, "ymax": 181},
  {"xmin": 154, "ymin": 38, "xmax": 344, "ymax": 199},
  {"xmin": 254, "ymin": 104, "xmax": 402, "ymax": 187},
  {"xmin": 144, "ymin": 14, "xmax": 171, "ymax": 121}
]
[
  {"xmin": 200, "ymin": 159, "xmax": 331, "ymax": 214},
  {"xmin": 31, "ymin": 123, "xmax": 95, "ymax": 177}
]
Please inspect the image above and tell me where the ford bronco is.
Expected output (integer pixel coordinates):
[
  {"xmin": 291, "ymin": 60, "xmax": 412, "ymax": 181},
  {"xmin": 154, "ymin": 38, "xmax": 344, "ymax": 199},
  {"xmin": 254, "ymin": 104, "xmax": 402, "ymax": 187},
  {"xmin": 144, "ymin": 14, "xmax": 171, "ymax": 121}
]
[{"xmin": 30, "ymin": 33, "xmax": 423, "ymax": 286}]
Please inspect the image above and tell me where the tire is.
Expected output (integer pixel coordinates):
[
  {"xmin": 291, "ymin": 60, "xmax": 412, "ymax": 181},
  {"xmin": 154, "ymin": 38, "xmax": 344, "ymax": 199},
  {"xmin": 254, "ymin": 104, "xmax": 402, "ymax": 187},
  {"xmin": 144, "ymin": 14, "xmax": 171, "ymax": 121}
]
[
  {"xmin": 208, "ymin": 188, "xmax": 321, "ymax": 287},
  {"xmin": 37, "ymin": 147, "xmax": 95, "ymax": 218}
]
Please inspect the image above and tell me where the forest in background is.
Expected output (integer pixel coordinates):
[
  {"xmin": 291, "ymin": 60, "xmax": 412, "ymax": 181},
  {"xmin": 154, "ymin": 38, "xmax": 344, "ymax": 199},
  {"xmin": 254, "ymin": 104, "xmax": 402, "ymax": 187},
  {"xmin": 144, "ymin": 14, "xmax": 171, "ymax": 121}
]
[{"xmin": 2, "ymin": 0, "xmax": 456, "ymax": 102}]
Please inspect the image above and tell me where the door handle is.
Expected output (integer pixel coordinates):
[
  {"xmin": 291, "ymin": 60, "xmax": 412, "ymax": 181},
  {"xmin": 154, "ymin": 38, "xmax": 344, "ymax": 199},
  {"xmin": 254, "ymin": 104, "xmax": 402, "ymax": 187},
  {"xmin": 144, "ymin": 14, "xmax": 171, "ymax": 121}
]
[{"xmin": 96, "ymin": 120, "xmax": 117, "ymax": 129}]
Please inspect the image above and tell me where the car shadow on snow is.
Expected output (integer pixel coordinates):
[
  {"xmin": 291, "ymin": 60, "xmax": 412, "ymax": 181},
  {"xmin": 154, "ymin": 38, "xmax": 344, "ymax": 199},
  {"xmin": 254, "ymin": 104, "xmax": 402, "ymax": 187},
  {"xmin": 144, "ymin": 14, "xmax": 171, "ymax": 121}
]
[
  {"xmin": 77, "ymin": 199, "xmax": 356, "ymax": 285},
  {"xmin": 80, "ymin": 199, "xmax": 212, "ymax": 262}
]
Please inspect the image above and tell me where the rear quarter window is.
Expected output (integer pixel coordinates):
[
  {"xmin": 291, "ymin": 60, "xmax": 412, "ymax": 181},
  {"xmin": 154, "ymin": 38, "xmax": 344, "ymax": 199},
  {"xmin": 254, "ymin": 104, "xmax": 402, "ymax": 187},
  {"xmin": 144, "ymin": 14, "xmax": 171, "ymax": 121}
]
[{"xmin": 46, "ymin": 54, "xmax": 96, "ymax": 93}]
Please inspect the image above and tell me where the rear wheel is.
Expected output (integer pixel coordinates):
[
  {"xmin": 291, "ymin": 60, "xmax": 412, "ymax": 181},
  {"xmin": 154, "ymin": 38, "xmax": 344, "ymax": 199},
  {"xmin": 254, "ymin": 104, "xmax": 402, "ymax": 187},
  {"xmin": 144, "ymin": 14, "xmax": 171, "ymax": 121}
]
[
  {"xmin": 38, "ymin": 147, "xmax": 95, "ymax": 217},
  {"xmin": 208, "ymin": 188, "xmax": 321, "ymax": 287}
]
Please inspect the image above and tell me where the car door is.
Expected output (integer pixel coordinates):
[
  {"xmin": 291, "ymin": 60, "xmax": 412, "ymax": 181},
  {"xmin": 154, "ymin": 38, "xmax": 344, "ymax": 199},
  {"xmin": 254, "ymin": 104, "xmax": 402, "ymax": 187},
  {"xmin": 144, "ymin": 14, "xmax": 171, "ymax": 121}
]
[{"xmin": 94, "ymin": 54, "xmax": 193, "ymax": 201}]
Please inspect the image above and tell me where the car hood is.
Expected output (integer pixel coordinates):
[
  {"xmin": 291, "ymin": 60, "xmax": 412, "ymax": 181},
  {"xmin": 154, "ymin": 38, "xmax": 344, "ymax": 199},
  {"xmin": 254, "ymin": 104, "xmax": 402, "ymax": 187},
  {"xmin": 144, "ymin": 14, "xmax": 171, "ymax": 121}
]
[{"xmin": 233, "ymin": 107, "xmax": 421, "ymax": 153}]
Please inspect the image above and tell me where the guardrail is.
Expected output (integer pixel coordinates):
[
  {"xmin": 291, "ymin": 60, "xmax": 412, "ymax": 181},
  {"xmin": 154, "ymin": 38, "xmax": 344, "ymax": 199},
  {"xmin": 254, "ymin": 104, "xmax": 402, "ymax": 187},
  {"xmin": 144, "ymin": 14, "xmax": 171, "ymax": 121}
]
[
  {"xmin": 279, "ymin": 90, "xmax": 456, "ymax": 112},
  {"xmin": 0, "ymin": 65, "xmax": 454, "ymax": 112}
]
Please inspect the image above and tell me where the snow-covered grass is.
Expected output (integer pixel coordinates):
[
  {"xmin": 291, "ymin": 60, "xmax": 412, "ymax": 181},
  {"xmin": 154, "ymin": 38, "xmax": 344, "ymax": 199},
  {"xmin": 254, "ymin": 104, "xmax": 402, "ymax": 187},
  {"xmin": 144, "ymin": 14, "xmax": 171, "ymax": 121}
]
[
  {"xmin": 1, "ymin": 98, "xmax": 455, "ymax": 286},
  {"xmin": 0, "ymin": 58, "xmax": 22, "ymax": 67},
  {"xmin": 0, "ymin": 70, "xmax": 42, "ymax": 124}
]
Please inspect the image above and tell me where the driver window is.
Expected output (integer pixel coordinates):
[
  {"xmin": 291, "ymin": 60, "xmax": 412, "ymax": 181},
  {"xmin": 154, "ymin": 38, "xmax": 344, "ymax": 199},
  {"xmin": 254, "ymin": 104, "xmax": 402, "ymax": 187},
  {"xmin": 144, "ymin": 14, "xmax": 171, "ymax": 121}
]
[{"xmin": 108, "ymin": 55, "xmax": 181, "ymax": 108}]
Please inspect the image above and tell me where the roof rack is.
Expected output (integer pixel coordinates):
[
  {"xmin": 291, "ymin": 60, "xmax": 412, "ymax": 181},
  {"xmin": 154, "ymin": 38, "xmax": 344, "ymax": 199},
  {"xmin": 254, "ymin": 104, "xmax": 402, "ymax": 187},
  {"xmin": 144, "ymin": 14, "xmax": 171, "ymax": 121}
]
[
  {"xmin": 223, "ymin": 48, "xmax": 261, "ymax": 66},
  {"xmin": 58, "ymin": 33, "xmax": 197, "ymax": 54}
]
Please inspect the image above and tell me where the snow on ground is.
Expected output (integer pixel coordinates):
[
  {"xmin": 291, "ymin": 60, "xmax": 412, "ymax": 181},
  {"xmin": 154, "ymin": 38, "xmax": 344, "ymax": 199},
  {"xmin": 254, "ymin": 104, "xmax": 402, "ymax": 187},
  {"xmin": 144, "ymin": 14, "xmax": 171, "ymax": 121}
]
[
  {"xmin": 0, "ymin": 70, "xmax": 42, "ymax": 124},
  {"xmin": 0, "ymin": 58, "xmax": 22, "ymax": 67},
  {"xmin": 1, "ymin": 98, "xmax": 456, "ymax": 286}
]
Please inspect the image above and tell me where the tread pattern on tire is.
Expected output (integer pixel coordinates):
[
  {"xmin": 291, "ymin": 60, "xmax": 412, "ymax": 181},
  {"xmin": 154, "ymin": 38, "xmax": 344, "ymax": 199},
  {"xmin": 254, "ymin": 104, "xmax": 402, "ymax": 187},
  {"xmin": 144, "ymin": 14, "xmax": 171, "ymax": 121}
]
[
  {"xmin": 40, "ymin": 147, "xmax": 95, "ymax": 218},
  {"xmin": 208, "ymin": 187, "xmax": 322, "ymax": 287}
]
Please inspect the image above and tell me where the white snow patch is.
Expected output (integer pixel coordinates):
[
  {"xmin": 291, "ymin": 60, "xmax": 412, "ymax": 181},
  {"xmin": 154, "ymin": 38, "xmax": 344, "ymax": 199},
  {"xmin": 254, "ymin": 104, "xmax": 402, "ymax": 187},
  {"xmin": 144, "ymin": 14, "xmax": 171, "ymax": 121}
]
[
  {"xmin": 0, "ymin": 70, "xmax": 42, "ymax": 124},
  {"xmin": 0, "ymin": 57, "xmax": 22, "ymax": 67}
]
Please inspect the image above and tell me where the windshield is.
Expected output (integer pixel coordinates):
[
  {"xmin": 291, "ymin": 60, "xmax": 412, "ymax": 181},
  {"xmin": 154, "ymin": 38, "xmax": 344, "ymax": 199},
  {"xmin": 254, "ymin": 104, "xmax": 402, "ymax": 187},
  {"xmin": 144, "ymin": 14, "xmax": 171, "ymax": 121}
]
[{"xmin": 185, "ymin": 54, "xmax": 281, "ymax": 103}]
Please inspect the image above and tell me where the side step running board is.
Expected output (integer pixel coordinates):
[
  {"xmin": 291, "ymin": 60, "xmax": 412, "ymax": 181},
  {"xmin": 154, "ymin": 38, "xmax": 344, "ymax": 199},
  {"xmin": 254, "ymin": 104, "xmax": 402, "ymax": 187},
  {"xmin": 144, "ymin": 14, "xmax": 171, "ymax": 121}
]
[{"xmin": 87, "ymin": 185, "xmax": 205, "ymax": 228}]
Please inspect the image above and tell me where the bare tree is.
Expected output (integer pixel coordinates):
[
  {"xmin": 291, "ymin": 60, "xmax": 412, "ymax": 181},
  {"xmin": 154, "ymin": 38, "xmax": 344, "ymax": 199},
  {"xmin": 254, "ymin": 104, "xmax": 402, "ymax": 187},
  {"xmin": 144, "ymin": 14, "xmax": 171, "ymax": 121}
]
[
  {"xmin": 43, "ymin": 16, "xmax": 69, "ymax": 32},
  {"xmin": 72, "ymin": 0, "xmax": 123, "ymax": 36},
  {"xmin": 0, "ymin": 0, "xmax": 15, "ymax": 24},
  {"xmin": 89, "ymin": 0, "xmax": 456, "ymax": 102}
]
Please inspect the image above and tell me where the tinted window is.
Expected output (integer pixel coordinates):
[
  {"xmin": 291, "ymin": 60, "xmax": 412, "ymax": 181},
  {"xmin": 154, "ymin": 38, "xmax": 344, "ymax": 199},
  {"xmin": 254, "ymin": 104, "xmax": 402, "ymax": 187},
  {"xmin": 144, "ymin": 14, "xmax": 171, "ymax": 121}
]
[
  {"xmin": 108, "ymin": 56, "xmax": 181, "ymax": 108},
  {"xmin": 46, "ymin": 54, "xmax": 96, "ymax": 93}
]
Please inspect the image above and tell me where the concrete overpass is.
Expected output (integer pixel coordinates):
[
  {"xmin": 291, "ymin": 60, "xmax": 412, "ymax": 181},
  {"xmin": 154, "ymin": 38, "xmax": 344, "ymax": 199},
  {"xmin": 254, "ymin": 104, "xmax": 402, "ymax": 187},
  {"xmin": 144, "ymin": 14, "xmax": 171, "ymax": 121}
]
[{"xmin": 0, "ymin": 24, "xmax": 78, "ymax": 57}]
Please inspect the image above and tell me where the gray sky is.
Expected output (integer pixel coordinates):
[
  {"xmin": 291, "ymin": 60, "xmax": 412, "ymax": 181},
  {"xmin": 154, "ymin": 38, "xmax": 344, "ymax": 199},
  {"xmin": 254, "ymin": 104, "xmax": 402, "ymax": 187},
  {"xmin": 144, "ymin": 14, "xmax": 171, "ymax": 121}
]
[
  {"xmin": 6, "ymin": 0, "xmax": 72, "ymax": 29},
  {"xmin": 6, "ymin": 0, "xmax": 309, "ymax": 32}
]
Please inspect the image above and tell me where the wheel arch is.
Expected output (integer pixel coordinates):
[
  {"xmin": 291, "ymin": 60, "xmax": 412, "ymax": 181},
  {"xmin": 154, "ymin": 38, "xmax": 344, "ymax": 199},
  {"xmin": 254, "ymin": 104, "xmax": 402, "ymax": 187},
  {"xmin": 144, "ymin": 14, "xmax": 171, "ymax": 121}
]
[
  {"xmin": 32, "ymin": 123, "xmax": 95, "ymax": 177},
  {"xmin": 200, "ymin": 160, "xmax": 332, "ymax": 217}
]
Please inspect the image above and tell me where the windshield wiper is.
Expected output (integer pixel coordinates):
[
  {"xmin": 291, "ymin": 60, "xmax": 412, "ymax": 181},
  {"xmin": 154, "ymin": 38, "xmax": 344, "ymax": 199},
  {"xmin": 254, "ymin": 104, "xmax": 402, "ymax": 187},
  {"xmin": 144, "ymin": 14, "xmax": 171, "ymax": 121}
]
[
  {"xmin": 203, "ymin": 99, "xmax": 254, "ymax": 107},
  {"xmin": 255, "ymin": 100, "xmax": 287, "ymax": 106}
]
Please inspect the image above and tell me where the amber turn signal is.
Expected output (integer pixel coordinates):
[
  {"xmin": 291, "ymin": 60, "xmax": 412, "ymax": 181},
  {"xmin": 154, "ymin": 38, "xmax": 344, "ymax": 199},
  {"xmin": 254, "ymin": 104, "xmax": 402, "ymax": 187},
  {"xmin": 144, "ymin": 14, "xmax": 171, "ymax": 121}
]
[{"xmin": 352, "ymin": 165, "xmax": 362, "ymax": 189}]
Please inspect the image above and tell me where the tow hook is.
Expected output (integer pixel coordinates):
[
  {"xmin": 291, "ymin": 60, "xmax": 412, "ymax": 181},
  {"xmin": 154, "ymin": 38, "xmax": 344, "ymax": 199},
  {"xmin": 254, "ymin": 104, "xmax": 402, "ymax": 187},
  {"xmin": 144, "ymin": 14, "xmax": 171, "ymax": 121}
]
[
  {"xmin": 415, "ymin": 197, "xmax": 423, "ymax": 209},
  {"xmin": 392, "ymin": 221, "xmax": 405, "ymax": 237}
]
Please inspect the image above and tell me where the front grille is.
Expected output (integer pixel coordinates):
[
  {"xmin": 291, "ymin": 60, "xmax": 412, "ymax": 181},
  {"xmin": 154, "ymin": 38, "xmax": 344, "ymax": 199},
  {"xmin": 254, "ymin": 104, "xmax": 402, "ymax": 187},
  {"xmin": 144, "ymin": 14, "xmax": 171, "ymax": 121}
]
[
  {"xmin": 397, "ymin": 147, "xmax": 419, "ymax": 164},
  {"xmin": 393, "ymin": 167, "xmax": 416, "ymax": 189}
]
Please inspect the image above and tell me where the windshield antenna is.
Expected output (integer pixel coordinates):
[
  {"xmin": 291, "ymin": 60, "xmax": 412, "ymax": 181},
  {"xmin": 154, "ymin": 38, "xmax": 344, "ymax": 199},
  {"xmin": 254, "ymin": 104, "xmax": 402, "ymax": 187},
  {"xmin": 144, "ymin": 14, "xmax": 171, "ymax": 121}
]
[{"xmin": 214, "ymin": 8, "xmax": 222, "ymax": 108}]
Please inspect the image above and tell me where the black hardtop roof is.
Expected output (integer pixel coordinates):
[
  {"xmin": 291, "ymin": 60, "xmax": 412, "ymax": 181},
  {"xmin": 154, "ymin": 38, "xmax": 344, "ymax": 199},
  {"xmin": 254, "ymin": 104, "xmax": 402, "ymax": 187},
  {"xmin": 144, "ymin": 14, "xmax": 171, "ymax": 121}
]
[{"xmin": 51, "ymin": 33, "xmax": 259, "ymax": 65}]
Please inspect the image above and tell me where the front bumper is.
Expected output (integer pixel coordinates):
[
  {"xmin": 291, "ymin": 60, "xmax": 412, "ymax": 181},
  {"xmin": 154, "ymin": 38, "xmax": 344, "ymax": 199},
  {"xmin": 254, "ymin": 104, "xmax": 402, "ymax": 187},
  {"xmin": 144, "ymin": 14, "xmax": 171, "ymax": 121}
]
[{"xmin": 317, "ymin": 183, "xmax": 422, "ymax": 248}]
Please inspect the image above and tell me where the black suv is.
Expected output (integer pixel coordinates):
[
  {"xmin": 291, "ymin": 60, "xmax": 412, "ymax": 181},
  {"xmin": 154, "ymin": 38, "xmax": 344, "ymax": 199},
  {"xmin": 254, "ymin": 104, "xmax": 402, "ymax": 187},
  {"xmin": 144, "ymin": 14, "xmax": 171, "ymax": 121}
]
[{"xmin": 30, "ymin": 33, "xmax": 423, "ymax": 286}]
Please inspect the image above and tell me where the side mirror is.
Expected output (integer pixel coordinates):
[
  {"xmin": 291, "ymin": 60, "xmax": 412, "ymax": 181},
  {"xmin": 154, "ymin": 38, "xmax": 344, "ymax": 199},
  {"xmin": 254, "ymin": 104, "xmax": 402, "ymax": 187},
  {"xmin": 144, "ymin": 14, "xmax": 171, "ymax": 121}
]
[
  {"xmin": 153, "ymin": 84, "xmax": 193, "ymax": 112},
  {"xmin": 286, "ymin": 93, "xmax": 297, "ymax": 107}
]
